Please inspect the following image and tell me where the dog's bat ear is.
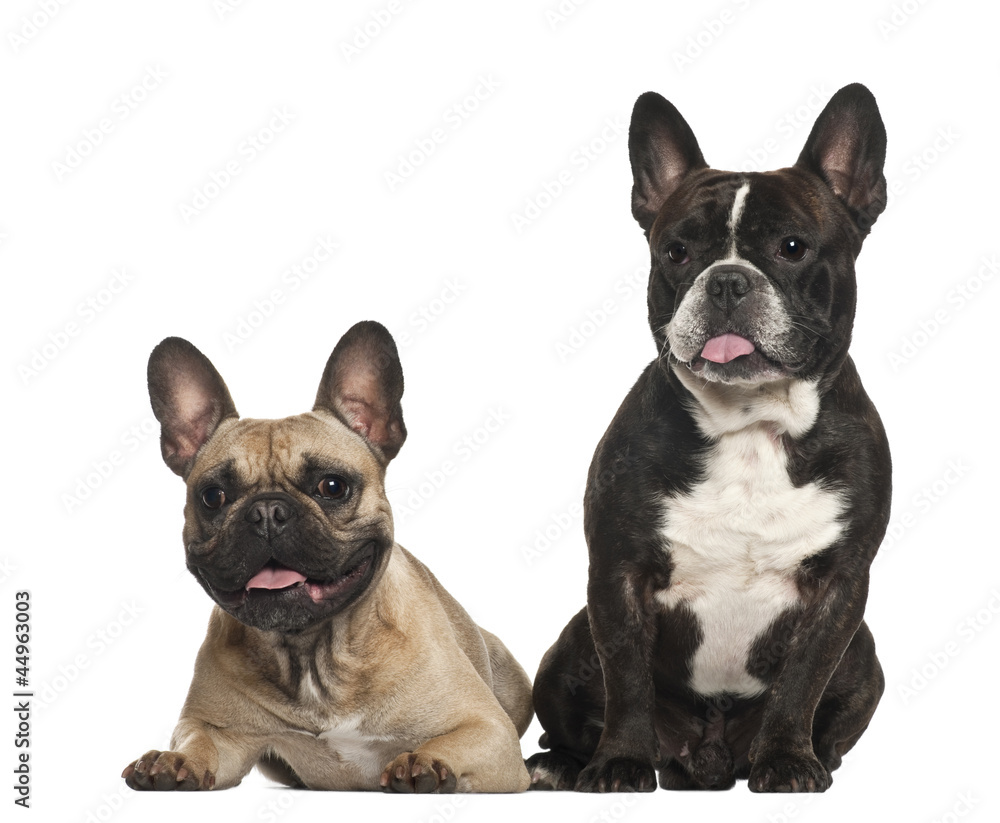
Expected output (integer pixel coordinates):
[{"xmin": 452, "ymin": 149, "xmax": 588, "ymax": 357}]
[
  {"xmin": 314, "ymin": 321, "xmax": 406, "ymax": 462},
  {"xmin": 147, "ymin": 338, "xmax": 238, "ymax": 478},
  {"xmin": 796, "ymin": 83, "xmax": 887, "ymax": 233},
  {"xmin": 629, "ymin": 91, "xmax": 708, "ymax": 237}
]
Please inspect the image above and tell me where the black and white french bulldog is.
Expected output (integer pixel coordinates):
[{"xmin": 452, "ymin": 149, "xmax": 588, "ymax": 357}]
[{"xmin": 526, "ymin": 84, "xmax": 891, "ymax": 793}]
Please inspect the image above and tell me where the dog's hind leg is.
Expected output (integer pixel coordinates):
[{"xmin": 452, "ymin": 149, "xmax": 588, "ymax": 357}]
[
  {"xmin": 810, "ymin": 620, "xmax": 884, "ymax": 778},
  {"xmin": 525, "ymin": 608, "xmax": 606, "ymax": 790},
  {"xmin": 480, "ymin": 628, "xmax": 534, "ymax": 738}
]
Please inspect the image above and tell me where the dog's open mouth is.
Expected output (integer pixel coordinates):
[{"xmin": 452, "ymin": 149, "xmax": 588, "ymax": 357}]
[
  {"xmin": 699, "ymin": 333, "xmax": 756, "ymax": 364},
  {"xmin": 682, "ymin": 333, "xmax": 798, "ymax": 383},
  {"xmin": 243, "ymin": 549, "xmax": 373, "ymax": 604},
  {"xmin": 202, "ymin": 542, "xmax": 377, "ymax": 623}
]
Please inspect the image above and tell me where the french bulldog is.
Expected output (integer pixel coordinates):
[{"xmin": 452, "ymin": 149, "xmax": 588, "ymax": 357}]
[
  {"xmin": 123, "ymin": 321, "xmax": 532, "ymax": 793},
  {"xmin": 526, "ymin": 84, "xmax": 891, "ymax": 793}
]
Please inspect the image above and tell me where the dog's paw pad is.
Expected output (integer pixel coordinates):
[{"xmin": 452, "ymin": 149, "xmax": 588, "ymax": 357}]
[
  {"xmin": 123, "ymin": 750, "xmax": 214, "ymax": 791},
  {"xmin": 381, "ymin": 752, "xmax": 457, "ymax": 793}
]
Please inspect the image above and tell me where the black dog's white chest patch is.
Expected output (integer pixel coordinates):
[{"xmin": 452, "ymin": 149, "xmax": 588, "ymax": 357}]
[{"xmin": 656, "ymin": 387, "xmax": 844, "ymax": 698}]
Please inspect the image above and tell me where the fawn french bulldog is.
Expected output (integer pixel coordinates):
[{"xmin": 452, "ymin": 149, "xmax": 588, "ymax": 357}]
[{"xmin": 123, "ymin": 321, "xmax": 532, "ymax": 793}]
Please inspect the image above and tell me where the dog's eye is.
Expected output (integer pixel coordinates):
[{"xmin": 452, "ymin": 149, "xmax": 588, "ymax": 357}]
[
  {"xmin": 317, "ymin": 475, "xmax": 349, "ymax": 500},
  {"xmin": 665, "ymin": 242, "xmax": 689, "ymax": 264},
  {"xmin": 779, "ymin": 237, "xmax": 807, "ymax": 261},
  {"xmin": 201, "ymin": 487, "xmax": 226, "ymax": 509}
]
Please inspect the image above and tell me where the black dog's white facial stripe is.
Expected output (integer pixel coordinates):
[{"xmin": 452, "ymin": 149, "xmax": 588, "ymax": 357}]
[{"xmin": 726, "ymin": 181, "xmax": 751, "ymax": 257}]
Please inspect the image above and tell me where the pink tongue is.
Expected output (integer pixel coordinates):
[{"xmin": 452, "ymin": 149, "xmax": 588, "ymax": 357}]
[
  {"xmin": 701, "ymin": 334, "xmax": 755, "ymax": 364},
  {"xmin": 245, "ymin": 565, "xmax": 307, "ymax": 591}
]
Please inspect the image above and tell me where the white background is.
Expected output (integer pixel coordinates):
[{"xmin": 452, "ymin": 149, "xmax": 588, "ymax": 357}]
[{"xmin": 3, "ymin": 0, "xmax": 998, "ymax": 821}]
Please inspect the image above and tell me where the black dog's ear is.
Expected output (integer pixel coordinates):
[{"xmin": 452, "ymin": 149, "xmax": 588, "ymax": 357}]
[
  {"xmin": 314, "ymin": 321, "xmax": 406, "ymax": 462},
  {"xmin": 629, "ymin": 91, "xmax": 708, "ymax": 236},
  {"xmin": 795, "ymin": 83, "xmax": 887, "ymax": 232},
  {"xmin": 148, "ymin": 338, "xmax": 238, "ymax": 478}
]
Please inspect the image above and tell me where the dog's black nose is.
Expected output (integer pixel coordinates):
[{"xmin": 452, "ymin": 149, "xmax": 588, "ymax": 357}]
[
  {"xmin": 706, "ymin": 267, "xmax": 752, "ymax": 312},
  {"xmin": 245, "ymin": 496, "xmax": 294, "ymax": 539}
]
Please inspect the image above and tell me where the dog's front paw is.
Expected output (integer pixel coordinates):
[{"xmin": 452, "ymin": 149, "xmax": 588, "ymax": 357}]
[
  {"xmin": 122, "ymin": 750, "xmax": 215, "ymax": 791},
  {"xmin": 748, "ymin": 749, "xmax": 831, "ymax": 793},
  {"xmin": 575, "ymin": 754, "xmax": 657, "ymax": 793},
  {"xmin": 380, "ymin": 752, "xmax": 457, "ymax": 793}
]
